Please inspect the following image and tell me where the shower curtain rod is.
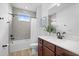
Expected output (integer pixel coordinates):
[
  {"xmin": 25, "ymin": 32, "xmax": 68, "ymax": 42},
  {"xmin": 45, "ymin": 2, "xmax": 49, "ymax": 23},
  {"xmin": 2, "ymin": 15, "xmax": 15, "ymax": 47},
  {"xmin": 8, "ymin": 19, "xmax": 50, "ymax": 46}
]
[{"xmin": 8, "ymin": 13, "xmax": 36, "ymax": 18}]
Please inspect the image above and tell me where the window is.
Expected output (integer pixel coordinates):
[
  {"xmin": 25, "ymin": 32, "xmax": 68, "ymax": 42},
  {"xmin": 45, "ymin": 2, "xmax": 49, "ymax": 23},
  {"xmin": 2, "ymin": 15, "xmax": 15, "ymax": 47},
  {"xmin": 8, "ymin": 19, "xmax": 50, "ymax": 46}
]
[{"xmin": 18, "ymin": 15, "xmax": 30, "ymax": 22}]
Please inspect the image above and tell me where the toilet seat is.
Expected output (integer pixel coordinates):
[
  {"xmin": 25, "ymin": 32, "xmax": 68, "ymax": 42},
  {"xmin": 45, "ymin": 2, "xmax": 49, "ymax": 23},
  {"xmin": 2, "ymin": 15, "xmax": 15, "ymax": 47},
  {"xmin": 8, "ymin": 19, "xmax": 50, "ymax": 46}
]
[
  {"xmin": 30, "ymin": 43, "xmax": 38, "ymax": 56},
  {"xmin": 30, "ymin": 43, "xmax": 38, "ymax": 47}
]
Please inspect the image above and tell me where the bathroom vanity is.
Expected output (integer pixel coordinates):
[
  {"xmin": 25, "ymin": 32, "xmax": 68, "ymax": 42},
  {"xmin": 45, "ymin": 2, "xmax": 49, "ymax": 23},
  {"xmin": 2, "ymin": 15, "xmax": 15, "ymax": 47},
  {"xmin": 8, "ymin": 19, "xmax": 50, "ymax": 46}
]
[{"xmin": 38, "ymin": 36, "xmax": 79, "ymax": 56}]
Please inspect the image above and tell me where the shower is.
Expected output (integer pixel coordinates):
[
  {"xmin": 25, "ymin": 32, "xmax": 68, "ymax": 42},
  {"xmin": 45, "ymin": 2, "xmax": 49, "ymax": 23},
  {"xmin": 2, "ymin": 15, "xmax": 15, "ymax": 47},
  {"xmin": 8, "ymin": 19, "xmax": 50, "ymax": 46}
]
[{"xmin": 9, "ymin": 13, "xmax": 32, "ymax": 40}]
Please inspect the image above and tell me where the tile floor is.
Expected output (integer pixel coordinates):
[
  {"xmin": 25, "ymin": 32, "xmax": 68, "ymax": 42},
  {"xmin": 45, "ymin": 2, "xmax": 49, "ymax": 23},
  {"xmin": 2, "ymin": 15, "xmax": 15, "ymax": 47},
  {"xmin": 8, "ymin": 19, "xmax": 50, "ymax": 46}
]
[{"xmin": 9, "ymin": 48, "xmax": 38, "ymax": 56}]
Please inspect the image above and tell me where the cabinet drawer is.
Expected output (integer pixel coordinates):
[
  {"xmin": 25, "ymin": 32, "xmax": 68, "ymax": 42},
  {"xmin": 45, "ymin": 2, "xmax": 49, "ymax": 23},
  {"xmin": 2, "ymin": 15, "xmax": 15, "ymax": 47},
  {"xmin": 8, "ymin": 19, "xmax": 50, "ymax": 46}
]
[
  {"xmin": 56, "ymin": 46, "xmax": 78, "ymax": 56},
  {"xmin": 38, "ymin": 38, "xmax": 43, "ymax": 44},
  {"xmin": 43, "ymin": 46, "xmax": 55, "ymax": 56},
  {"xmin": 43, "ymin": 40, "xmax": 55, "ymax": 52}
]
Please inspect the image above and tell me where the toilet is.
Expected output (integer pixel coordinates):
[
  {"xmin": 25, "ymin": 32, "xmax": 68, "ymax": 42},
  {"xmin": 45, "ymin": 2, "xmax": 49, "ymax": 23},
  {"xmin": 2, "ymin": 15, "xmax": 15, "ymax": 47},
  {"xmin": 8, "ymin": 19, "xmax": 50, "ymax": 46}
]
[{"xmin": 30, "ymin": 43, "xmax": 38, "ymax": 56}]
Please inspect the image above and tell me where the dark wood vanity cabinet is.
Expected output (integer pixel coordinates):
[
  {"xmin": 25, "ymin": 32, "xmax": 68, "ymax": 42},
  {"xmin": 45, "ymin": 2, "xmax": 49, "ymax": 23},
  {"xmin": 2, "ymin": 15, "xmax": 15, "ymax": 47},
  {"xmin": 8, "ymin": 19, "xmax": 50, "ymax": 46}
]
[
  {"xmin": 43, "ymin": 40, "xmax": 55, "ymax": 56},
  {"xmin": 38, "ymin": 38, "xmax": 78, "ymax": 56},
  {"xmin": 38, "ymin": 38, "xmax": 43, "ymax": 56},
  {"xmin": 38, "ymin": 43, "xmax": 42, "ymax": 56},
  {"xmin": 43, "ymin": 46, "xmax": 55, "ymax": 56},
  {"xmin": 38, "ymin": 38, "xmax": 55, "ymax": 56},
  {"xmin": 56, "ymin": 46, "xmax": 78, "ymax": 56}
]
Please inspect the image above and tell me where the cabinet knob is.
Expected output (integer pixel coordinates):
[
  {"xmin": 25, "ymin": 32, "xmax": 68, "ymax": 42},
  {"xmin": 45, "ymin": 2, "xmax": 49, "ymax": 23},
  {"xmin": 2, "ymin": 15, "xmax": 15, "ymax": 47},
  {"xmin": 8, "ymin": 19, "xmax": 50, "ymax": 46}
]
[{"xmin": 7, "ymin": 21, "xmax": 10, "ymax": 23}]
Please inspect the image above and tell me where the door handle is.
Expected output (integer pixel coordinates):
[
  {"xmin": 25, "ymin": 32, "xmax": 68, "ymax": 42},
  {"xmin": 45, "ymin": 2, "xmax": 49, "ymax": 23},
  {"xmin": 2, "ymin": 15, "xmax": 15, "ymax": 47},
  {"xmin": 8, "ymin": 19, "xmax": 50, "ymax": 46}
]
[{"xmin": 2, "ymin": 45, "xmax": 8, "ymax": 47}]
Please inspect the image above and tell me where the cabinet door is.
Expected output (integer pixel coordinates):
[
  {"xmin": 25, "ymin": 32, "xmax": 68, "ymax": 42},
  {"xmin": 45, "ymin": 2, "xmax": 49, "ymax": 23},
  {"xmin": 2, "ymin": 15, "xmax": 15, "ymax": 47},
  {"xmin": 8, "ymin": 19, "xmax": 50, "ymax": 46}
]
[
  {"xmin": 43, "ymin": 46, "xmax": 55, "ymax": 56},
  {"xmin": 56, "ymin": 46, "xmax": 78, "ymax": 56},
  {"xmin": 38, "ymin": 43, "xmax": 42, "ymax": 56},
  {"xmin": 43, "ymin": 40, "xmax": 55, "ymax": 52}
]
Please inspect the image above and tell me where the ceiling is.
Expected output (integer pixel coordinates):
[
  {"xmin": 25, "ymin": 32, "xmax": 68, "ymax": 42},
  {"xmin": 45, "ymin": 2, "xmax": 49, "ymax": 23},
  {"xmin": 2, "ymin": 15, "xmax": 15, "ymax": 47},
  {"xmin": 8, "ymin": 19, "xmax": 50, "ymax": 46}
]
[
  {"xmin": 48, "ymin": 3, "xmax": 75, "ymax": 15},
  {"xmin": 11, "ymin": 3, "xmax": 41, "ymax": 12},
  {"xmin": 11, "ymin": 3, "xmax": 75, "ymax": 15}
]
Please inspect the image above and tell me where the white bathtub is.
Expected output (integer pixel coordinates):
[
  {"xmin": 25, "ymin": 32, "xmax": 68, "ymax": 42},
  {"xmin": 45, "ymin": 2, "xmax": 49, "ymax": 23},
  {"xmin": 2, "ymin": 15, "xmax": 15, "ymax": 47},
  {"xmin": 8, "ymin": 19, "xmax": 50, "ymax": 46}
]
[{"xmin": 10, "ymin": 39, "xmax": 31, "ymax": 52}]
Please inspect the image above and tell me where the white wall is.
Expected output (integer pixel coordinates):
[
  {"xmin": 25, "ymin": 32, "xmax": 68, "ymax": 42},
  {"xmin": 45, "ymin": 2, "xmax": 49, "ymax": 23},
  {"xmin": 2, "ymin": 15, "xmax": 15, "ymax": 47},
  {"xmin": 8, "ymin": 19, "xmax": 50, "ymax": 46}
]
[
  {"xmin": 56, "ymin": 4, "xmax": 79, "ymax": 40},
  {"xmin": 31, "ymin": 18, "xmax": 38, "ymax": 43},
  {"xmin": 41, "ymin": 4, "xmax": 49, "ymax": 17},
  {"xmin": 36, "ymin": 4, "xmax": 50, "ymax": 36},
  {"xmin": 8, "ymin": 4, "xmax": 13, "ymax": 36},
  {"xmin": 36, "ymin": 5, "xmax": 42, "ymax": 36}
]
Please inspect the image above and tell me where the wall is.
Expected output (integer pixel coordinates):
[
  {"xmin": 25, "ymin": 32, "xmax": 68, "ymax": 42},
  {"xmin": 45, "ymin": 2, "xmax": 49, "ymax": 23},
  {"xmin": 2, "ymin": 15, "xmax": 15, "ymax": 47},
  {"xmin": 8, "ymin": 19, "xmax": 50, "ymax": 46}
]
[
  {"xmin": 40, "ymin": 4, "xmax": 49, "ymax": 35},
  {"xmin": 12, "ymin": 8, "xmax": 36, "ymax": 40},
  {"xmin": 36, "ymin": 4, "xmax": 50, "ymax": 36},
  {"xmin": 31, "ymin": 18, "xmax": 38, "ymax": 43},
  {"xmin": 56, "ymin": 4, "xmax": 79, "ymax": 40},
  {"xmin": 8, "ymin": 4, "xmax": 13, "ymax": 37},
  {"xmin": 36, "ymin": 5, "xmax": 42, "ymax": 36}
]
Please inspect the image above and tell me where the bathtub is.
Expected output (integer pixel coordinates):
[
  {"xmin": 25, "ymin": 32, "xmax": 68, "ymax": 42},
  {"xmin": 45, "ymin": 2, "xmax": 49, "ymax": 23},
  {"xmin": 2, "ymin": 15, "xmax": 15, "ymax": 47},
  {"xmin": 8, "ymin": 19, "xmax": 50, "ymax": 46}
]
[{"xmin": 10, "ymin": 39, "xmax": 31, "ymax": 52}]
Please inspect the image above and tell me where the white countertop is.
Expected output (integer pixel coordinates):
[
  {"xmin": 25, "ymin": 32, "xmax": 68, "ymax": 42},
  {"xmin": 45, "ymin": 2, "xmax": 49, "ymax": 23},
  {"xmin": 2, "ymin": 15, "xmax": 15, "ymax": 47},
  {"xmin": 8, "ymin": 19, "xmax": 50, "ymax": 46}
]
[{"xmin": 38, "ymin": 36, "xmax": 79, "ymax": 55}]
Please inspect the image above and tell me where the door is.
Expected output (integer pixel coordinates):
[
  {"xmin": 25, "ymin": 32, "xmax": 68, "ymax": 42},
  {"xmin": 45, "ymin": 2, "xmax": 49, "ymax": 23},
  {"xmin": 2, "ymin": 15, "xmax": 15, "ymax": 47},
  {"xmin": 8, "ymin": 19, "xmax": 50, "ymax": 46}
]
[
  {"xmin": 12, "ymin": 15, "xmax": 31, "ymax": 40},
  {"xmin": 0, "ymin": 3, "xmax": 9, "ymax": 56},
  {"xmin": 0, "ymin": 20, "xmax": 9, "ymax": 56}
]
